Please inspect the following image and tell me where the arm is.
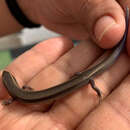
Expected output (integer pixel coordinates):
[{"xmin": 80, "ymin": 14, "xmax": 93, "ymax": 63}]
[
  {"xmin": 0, "ymin": 0, "xmax": 39, "ymax": 37},
  {"xmin": 0, "ymin": 0, "xmax": 22, "ymax": 37}
]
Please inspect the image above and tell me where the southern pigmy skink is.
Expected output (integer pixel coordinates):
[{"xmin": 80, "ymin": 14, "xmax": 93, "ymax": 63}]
[{"xmin": 1, "ymin": 7, "xmax": 129, "ymax": 104}]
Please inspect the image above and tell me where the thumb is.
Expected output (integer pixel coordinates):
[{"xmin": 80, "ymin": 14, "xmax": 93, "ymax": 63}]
[{"xmin": 76, "ymin": 0, "xmax": 125, "ymax": 48}]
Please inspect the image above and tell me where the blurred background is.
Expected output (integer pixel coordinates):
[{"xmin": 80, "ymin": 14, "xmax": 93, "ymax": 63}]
[{"xmin": 0, "ymin": 26, "xmax": 60, "ymax": 69}]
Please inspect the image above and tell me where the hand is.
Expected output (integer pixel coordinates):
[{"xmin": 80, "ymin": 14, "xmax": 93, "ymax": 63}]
[
  {"xmin": 18, "ymin": 0, "xmax": 130, "ymax": 49},
  {"xmin": 0, "ymin": 36, "xmax": 129, "ymax": 129}
]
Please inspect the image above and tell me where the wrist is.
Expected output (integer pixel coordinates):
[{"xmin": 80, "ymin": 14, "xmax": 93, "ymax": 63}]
[{"xmin": 17, "ymin": 0, "xmax": 40, "ymax": 25}]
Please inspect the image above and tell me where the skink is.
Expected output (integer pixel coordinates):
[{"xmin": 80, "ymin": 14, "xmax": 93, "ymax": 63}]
[{"xmin": 2, "ymin": 7, "xmax": 129, "ymax": 104}]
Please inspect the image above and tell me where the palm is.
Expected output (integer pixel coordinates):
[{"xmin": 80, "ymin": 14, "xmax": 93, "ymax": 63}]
[{"xmin": 0, "ymin": 37, "xmax": 129, "ymax": 130}]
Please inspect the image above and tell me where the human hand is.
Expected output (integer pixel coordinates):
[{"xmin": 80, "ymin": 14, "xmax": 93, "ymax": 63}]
[
  {"xmin": 18, "ymin": 0, "xmax": 130, "ymax": 48},
  {"xmin": 0, "ymin": 36, "xmax": 129, "ymax": 129}
]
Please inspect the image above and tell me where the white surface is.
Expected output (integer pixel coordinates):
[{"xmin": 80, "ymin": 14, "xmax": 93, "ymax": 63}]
[
  {"xmin": 0, "ymin": 26, "xmax": 60, "ymax": 50},
  {"xmin": 20, "ymin": 26, "xmax": 60, "ymax": 45}
]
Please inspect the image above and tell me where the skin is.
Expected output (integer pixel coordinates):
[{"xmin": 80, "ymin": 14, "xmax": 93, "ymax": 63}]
[
  {"xmin": 0, "ymin": 0, "xmax": 130, "ymax": 129},
  {"xmin": 10, "ymin": 0, "xmax": 128, "ymax": 48},
  {"xmin": 0, "ymin": 37, "xmax": 129, "ymax": 129},
  {"xmin": 0, "ymin": 0, "xmax": 130, "ymax": 50},
  {"xmin": 0, "ymin": 0, "xmax": 128, "ymax": 48}
]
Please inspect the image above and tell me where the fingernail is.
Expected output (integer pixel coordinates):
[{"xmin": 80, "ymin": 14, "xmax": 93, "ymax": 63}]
[{"xmin": 94, "ymin": 16, "xmax": 116, "ymax": 41}]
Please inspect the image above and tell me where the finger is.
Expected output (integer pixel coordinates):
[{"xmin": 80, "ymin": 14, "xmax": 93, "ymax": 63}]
[
  {"xmin": 77, "ymin": 73, "xmax": 130, "ymax": 130},
  {"xmin": 0, "ymin": 37, "xmax": 73, "ymax": 98},
  {"xmin": 21, "ymin": 40, "xmax": 102, "ymax": 110},
  {"xmin": 42, "ymin": 21, "xmax": 89, "ymax": 40},
  {"xmin": 116, "ymin": 0, "xmax": 130, "ymax": 56},
  {"xmin": 37, "ymin": 0, "xmax": 125, "ymax": 47},
  {"xmin": 48, "ymin": 52, "xmax": 129, "ymax": 129},
  {"xmin": 75, "ymin": 0, "xmax": 125, "ymax": 48},
  {"xmin": 27, "ymin": 40, "xmax": 102, "ymax": 90},
  {"xmin": 45, "ymin": 0, "xmax": 125, "ymax": 48}
]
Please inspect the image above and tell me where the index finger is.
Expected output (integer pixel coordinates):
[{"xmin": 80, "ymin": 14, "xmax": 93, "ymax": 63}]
[{"xmin": 0, "ymin": 36, "xmax": 73, "ymax": 98}]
